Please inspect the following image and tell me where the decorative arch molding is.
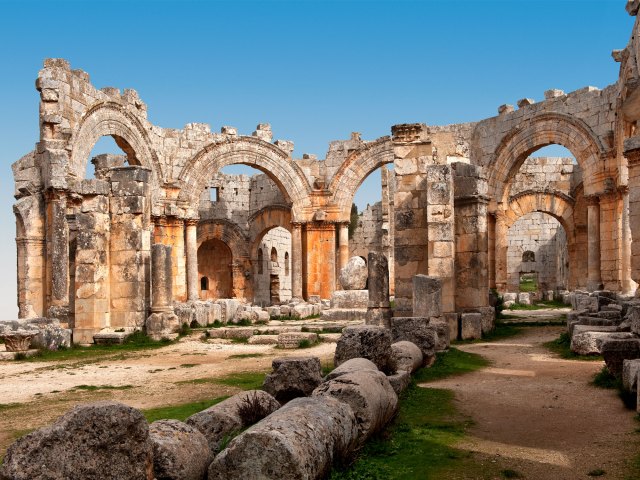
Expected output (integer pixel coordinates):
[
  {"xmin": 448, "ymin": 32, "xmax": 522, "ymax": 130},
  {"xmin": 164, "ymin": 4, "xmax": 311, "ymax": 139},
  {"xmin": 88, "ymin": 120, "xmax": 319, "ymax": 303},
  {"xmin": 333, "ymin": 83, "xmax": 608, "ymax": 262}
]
[
  {"xmin": 68, "ymin": 102, "xmax": 163, "ymax": 185},
  {"xmin": 504, "ymin": 191, "xmax": 576, "ymax": 245},
  {"xmin": 327, "ymin": 137, "xmax": 394, "ymax": 220},
  {"xmin": 197, "ymin": 219, "xmax": 250, "ymax": 261},
  {"xmin": 488, "ymin": 113, "xmax": 609, "ymax": 209},
  {"xmin": 177, "ymin": 137, "xmax": 312, "ymax": 221},
  {"xmin": 248, "ymin": 205, "xmax": 293, "ymax": 261}
]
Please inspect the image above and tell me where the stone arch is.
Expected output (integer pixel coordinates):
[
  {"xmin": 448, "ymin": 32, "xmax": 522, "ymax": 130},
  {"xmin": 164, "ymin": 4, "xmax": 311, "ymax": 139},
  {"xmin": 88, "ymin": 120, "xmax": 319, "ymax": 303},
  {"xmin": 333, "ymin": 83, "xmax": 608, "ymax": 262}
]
[
  {"xmin": 69, "ymin": 102, "xmax": 162, "ymax": 183},
  {"xmin": 248, "ymin": 205, "xmax": 292, "ymax": 259},
  {"xmin": 178, "ymin": 137, "xmax": 312, "ymax": 221},
  {"xmin": 488, "ymin": 113, "xmax": 607, "ymax": 209},
  {"xmin": 327, "ymin": 137, "xmax": 394, "ymax": 220},
  {"xmin": 197, "ymin": 219, "xmax": 251, "ymax": 300},
  {"xmin": 504, "ymin": 191, "xmax": 577, "ymax": 290}
]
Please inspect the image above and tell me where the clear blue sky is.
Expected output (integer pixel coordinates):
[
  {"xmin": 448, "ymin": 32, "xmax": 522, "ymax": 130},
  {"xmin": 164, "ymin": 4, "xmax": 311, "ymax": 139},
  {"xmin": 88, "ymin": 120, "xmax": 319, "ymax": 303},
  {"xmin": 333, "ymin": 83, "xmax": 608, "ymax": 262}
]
[{"xmin": 0, "ymin": 0, "xmax": 633, "ymax": 317}]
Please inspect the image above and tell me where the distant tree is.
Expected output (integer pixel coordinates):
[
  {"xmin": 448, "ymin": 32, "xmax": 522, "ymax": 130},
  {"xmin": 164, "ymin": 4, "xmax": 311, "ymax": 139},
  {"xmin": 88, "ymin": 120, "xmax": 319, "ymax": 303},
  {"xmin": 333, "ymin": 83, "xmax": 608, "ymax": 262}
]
[{"xmin": 348, "ymin": 203, "xmax": 359, "ymax": 239}]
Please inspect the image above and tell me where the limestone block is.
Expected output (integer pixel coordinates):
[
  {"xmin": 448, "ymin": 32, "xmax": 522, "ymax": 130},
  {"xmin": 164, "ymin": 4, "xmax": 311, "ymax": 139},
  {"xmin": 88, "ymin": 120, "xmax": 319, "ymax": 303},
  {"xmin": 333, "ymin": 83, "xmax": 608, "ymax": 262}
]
[
  {"xmin": 575, "ymin": 294, "xmax": 599, "ymax": 314},
  {"xmin": 627, "ymin": 305, "xmax": 640, "ymax": 335},
  {"xmin": 570, "ymin": 330, "xmax": 633, "ymax": 356},
  {"xmin": 386, "ymin": 370, "xmax": 412, "ymax": 395},
  {"xmin": 430, "ymin": 318, "xmax": 451, "ymax": 350},
  {"xmin": 292, "ymin": 303, "xmax": 314, "ymax": 319},
  {"xmin": 444, "ymin": 312, "xmax": 459, "ymax": 341},
  {"xmin": 232, "ymin": 309, "xmax": 258, "ymax": 324},
  {"xmin": 186, "ymin": 390, "xmax": 280, "ymax": 452},
  {"xmin": 330, "ymin": 290, "xmax": 369, "ymax": 309},
  {"xmin": 601, "ymin": 338, "xmax": 640, "ymax": 378},
  {"xmin": 320, "ymin": 308, "xmax": 368, "ymax": 322},
  {"xmin": 324, "ymin": 357, "xmax": 379, "ymax": 381},
  {"xmin": 149, "ymin": 420, "xmax": 211, "ymax": 480},
  {"xmin": 503, "ymin": 293, "xmax": 517, "ymax": 303},
  {"xmin": 0, "ymin": 402, "xmax": 153, "ymax": 480},
  {"xmin": 390, "ymin": 317, "xmax": 437, "ymax": 365},
  {"xmin": 339, "ymin": 256, "xmax": 368, "ymax": 290},
  {"xmin": 208, "ymin": 396, "xmax": 358, "ymax": 480},
  {"xmin": 412, "ymin": 275, "xmax": 442, "ymax": 317},
  {"xmin": 313, "ymin": 369, "xmax": 398, "ymax": 442},
  {"xmin": 146, "ymin": 312, "xmax": 180, "ymax": 341},
  {"xmin": 391, "ymin": 341, "xmax": 423, "ymax": 373},
  {"xmin": 517, "ymin": 293, "xmax": 531, "ymax": 305},
  {"xmin": 247, "ymin": 335, "xmax": 278, "ymax": 345},
  {"xmin": 460, "ymin": 313, "xmax": 482, "ymax": 340},
  {"xmin": 334, "ymin": 325, "xmax": 397, "ymax": 374},
  {"xmin": 277, "ymin": 332, "xmax": 318, "ymax": 349},
  {"xmin": 263, "ymin": 356, "xmax": 323, "ymax": 402},
  {"xmin": 622, "ymin": 359, "xmax": 640, "ymax": 392}
]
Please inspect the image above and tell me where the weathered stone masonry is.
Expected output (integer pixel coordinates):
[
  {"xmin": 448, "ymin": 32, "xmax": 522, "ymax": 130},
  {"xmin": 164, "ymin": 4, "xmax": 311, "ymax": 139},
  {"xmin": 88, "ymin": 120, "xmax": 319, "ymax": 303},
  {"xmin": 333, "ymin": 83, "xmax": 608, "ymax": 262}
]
[{"xmin": 13, "ymin": 1, "xmax": 640, "ymax": 342}]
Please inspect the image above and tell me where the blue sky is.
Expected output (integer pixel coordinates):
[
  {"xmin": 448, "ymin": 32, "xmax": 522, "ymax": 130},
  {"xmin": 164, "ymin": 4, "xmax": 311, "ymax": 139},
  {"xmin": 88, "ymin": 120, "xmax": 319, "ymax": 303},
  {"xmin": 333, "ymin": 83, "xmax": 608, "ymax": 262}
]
[{"xmin": 0, "ymin": 0, "xmax": 633, "ymax": 317}]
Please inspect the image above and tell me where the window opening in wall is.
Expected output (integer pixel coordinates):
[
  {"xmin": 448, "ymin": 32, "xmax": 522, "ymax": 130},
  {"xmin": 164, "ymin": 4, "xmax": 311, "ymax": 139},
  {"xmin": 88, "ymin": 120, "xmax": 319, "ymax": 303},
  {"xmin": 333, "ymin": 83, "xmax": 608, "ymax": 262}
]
[
  {"xmin": 200, "ymin": 277, "xmax": 209, "ymax": 291},
  {"xmin": 519, "ymin": 272, "xmax": 538, "ymax": 292},
  {"xmin": 209, "ymin": 187, "xmax": 218, "ymax": 202},
  {"xmin": 271, "ymin": 247, "xmax": 278, "ymax": 263},
  {"xmin": 522, "ymin": 250, "xmax": 535, "ymax": 262},
  {"xmin": 258, "ymin": 249, "xmax": 263, "ymax": 274},
  {"xmin": 285, "ymin": 252, "xmax": 289, "ymax": 276}
]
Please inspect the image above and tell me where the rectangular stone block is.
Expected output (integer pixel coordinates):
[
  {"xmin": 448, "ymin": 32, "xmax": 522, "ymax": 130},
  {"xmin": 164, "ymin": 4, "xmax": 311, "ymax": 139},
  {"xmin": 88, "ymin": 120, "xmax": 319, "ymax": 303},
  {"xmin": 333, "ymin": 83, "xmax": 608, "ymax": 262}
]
[
  {"xmin": 412, "ymin": 275, "xmax": 442, "ymax": 318},
  {"xmin": 460, "ymin": 313, "xmax": 482, "ymax": 340}
]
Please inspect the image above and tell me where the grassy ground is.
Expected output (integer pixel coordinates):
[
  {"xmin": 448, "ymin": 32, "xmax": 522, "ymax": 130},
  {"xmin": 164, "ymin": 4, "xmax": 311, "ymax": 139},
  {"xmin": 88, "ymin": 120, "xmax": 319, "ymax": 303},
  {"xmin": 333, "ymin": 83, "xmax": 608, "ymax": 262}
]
[
  {"xmin": 455, "ymin": 319, "xmax": 564, "ymax": 346},
  {"xmin": 331, "ymin": 348, "xmax": 500, "ymax": 479},
  {"xmin": 543, "ymin": 332, "xmax": 603, "ymax": 361},
  {"xmin": 175, "ymin": 371, "xmax": 267, "ymax": 390},
  {"xmin": 14, "ymin": 331, "xmax": 172, "ymax": 363},
  {"xmin": 142, "ymin": 396, "xmax": 230, "ymax": 423},
  {"xmin": 508, "ymin": 300, "xmax": 568, "ymax": 311}
]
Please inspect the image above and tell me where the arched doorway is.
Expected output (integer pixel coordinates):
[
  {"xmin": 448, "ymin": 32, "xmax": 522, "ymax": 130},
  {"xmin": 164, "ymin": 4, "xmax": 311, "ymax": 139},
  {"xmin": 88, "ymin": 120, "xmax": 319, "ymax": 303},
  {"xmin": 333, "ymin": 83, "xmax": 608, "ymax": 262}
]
[{"xmin": 197, "ymin": 239, "xmax": 233, "ymax": 300}]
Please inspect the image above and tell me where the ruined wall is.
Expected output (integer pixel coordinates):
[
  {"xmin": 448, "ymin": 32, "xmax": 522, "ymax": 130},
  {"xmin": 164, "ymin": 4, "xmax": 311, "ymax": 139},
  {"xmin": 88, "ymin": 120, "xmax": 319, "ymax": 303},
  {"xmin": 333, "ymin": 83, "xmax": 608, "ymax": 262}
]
[
  {"xmin": 510, "ymin": 157, "xmax": 580, "ymax": 197},
  {"xmin": 254, "ymin": 227, "xmax": 292, "ymax": 305},
  {"xmin": 506, "ymin": 212, "xmax": 569, "ymax": 292}
]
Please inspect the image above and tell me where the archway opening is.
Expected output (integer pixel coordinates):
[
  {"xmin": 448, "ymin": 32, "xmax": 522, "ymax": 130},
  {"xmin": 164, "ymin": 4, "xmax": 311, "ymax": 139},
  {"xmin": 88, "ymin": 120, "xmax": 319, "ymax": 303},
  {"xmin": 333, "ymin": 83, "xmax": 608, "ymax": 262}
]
[
  {"xmin": 254, "ymin": 226, "xmax": 291, "ymax": 306},
  {"xmin": 197, "ymin": 239, "xmax": 233, "ymax": 300},
  {"xmin": 506, "ymin": 212, "xmax": 569, "ymax": 296},
  {"xmin": 86, "ymin": 136, "xmax": 131, "ymax": 179}
]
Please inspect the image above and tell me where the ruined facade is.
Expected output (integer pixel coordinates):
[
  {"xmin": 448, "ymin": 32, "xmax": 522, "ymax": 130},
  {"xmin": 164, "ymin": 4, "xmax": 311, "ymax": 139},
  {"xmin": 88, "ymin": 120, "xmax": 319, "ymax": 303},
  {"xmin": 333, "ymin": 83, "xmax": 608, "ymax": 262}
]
[{"xmin": 12, "ymin": 1, "xmax": 640, "ymax": 343}]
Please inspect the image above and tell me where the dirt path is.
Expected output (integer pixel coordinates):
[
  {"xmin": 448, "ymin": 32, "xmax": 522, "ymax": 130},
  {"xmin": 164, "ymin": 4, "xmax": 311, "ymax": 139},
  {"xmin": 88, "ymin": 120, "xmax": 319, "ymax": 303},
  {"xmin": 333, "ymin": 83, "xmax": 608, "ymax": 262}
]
[{"xmin": 422, "ymin": 326, "xmax": 640, "ymax": 480}]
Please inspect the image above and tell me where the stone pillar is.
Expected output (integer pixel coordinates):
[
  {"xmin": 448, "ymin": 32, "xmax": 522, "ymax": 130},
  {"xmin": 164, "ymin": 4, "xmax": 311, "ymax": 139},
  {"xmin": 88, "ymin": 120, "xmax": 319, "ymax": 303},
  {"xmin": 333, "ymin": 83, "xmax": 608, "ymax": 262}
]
[
  {"xmin": 151, "ymin": 244, "xmax": 173, "ymax": 312},
  {"xmin": 45, "ymin": 189, "xmax": 69, "ymax": 313},
  {"xmin": 303, "ymin": 220, "xmax": 335, "ymax": 300},
  {"xmin": 488, "ymin": 213, "xmax": 496, "ymax": 289},
  {"xmin": 587, "ymin": 196, "xmax": 602, "ymax": 291},
  {"xmin": 381, "ymin": 164, "xmax": 395, "ymax": 295},
  {"xmin": 453, "ymin": 163, "xmax": 489, "ymax": 310},
  {"xmin": 291, "ymin": 222, "xmax": 303, "ymax": 300},
  {"xmin": 366, "ymin": 252, "xmax": 391, "ymax": 327},
  {"xmin": 337, "ymin": 223, "xmax": 349, "ymax": 285},
  {"xmin": 494, "ymin": 209, "xmax": 508, "ymax": 292},
  {"xmin": 185, "ymin": 219, "xmax": 199, "ymax": 301},
  {"xmin": 621, "ymin": 188, "xmax": 634, "ymax": 293},
  {"xmin": 624, "ymin": 136, "xmax": 640, "ymax": 292}
]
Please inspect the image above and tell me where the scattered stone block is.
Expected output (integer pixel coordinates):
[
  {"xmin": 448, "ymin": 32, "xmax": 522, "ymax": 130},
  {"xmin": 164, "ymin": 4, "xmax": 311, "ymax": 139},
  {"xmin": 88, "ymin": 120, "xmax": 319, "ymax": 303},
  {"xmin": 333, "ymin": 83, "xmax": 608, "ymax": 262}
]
[
  {"xmin": 390, "ymin": 317, "xmax": 437, "ymax": 365},
  {"xmin": 0, "ymin": 401, "xmax": 153, "ymax": 480},
  {"xmin": 430, "ymin": 318, "xmax": 450, "ymax": 351},
  {"xmin": 575, "ymin": 294, "xmax": 598, "ymax": 314},
  {"xmin": 391, "ymin": 341, "xmax": 423, "ymax": 373},
  {"xmin": 186, "ymin": 390, "xmax": 280, "ymax": 452},
  {"xmin": 324, "ymin": 357, "xmax": 379, "ymax": 381},
  {"xmin": 330, "ymin": 290, "xmax": 369, "ymax": 309},
  {"xmin": 146, "ymin": 312, "xmax": 180, "ymax": 341},
  {"xmin": 601, "ymin": 338, "xmax": 640, "ymax": 378},
  {"xmin": 460, "ymin": 313, "xmax": 482, "ymax": 340},
  {"xmin": 334, "ymin": 325, "xmax": 397, "ymax": 374},
  {"xmin": 503, "ymin": 293, "xmax": 517, "ymax": 303},
  {"xmin": 149, "ymin": 419, "xmax": 211, "ymax": 480},
  {"xmin": 622, "ymin": 359, "xmax": 640, "ymax": 392},
  {"xmin": 339, "ymin": 256, "xmax": 368, "ymax": 290},
  {"xmin": 277, "ymin": 332, "xmax": 318, "ymax": 349},
  {"xmin": 387, "ymin": 370, "xmax": 412, "ymax": 395},
  {"xmin": 263, "ymin": 356, "xmax": 323, "ymax": 402},
  {"xmin": 247, "ymin": 335, "xmax": 278, "ymax": 345},
  {"xmin": 93, "ymin": 331, "xmax": 128, "ymax": 345},
  {"xmin": 313, "ymin": 369, "xmax": 398, "ymax": 442},
  {"xmin": 517, "ymin": 292, "xmax": 531, "ymax": 305},
  {"xmin": 412, "ymin": 275, "xmax": 442, "ymax": 317},
  {"xmin": 444, "ymin": 312, "xmax": 459, "ymax": 341},
  {"xmin": 208, "ymin": 396, "xmax": 357, "ymax": 480},
  {"xmin": 570, "ymin": 330, "xmax": 633, "ymax": 356}
]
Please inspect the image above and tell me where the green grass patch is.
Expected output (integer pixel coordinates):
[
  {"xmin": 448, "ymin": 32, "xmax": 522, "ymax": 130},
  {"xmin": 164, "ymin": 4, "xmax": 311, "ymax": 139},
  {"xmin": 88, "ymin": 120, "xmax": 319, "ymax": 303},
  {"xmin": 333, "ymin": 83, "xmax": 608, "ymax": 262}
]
[
  {"xmin": 508, "ymin": 300, "xmax": 569, "ymax": 311},
  {"xmin": 73, "ymin": 384, "xmax": 135, "ymax": 392},
  {"xmin": 227, "ymin": 353, "xmax": 265, "ymax": 359},
  {"xmin": 17, "ymin": 331, "xmax": 172, "ymax": 363},
  {"xmin": 331, "ymin": 385, "xmax": 497, "ymax": 479},
  {"xmin": 177, "ymin": 371, "xmax": 266, "ymax": 391},
  {"xmin": 543, "ymin": 332, "xmax": 603, "ymax": 361},
  {"xmin": 592, "ymin": 366, "xmax": 618, "ymax": 389},
  {"xmin": 142, "ymin": 396, "xmax": 229, "ymax": 423},
  {"xmin": 413, "ymin": 348, "xmax": 489, "ymax": 383}
]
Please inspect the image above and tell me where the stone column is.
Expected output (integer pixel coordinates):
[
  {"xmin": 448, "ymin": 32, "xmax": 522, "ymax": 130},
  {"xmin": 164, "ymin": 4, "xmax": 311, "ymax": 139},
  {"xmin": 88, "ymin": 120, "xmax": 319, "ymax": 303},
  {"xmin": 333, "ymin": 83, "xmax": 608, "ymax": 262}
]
[
  {"xmin": 587, "ymin": 196, "xmax": 602, "ymax": 291},
  {"xmin": 621, "ymin": 188, "xmax": 634, "ymax": 293},
  {"xmin": 624, "ymin": 136, "xmax": 640, "ymax": 292},
  {"xmin": 185, "ymin": 219, "xmax": 199, "ymax": 301},
  {"xmin": 291, "ymin": 222, "xmax": 303, "ymax": 300},
  {"xmin": 303, "ymin": 220, "xmax": 336, "ymax": 299},
  {"xmin": 45, "ymin": 189, "xmax": 69, "ymax": 312},
  {"xmin": 151, "ymin": 244, "xmax": 173, "ymax": 312},
  {"xmin": 494, "ymin": 209, "xmax": 508, "ymax": 292},
  {"xmin": 337, "ymin": 223, "xmax": 349, "ymax": 284},
  {"xmin": 488, "ymin": 213, "xmax": 496, "ymax": 289},
  {"xmin": 365, "ymin": 252, "xmax": 391, "ymax": 327}
]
